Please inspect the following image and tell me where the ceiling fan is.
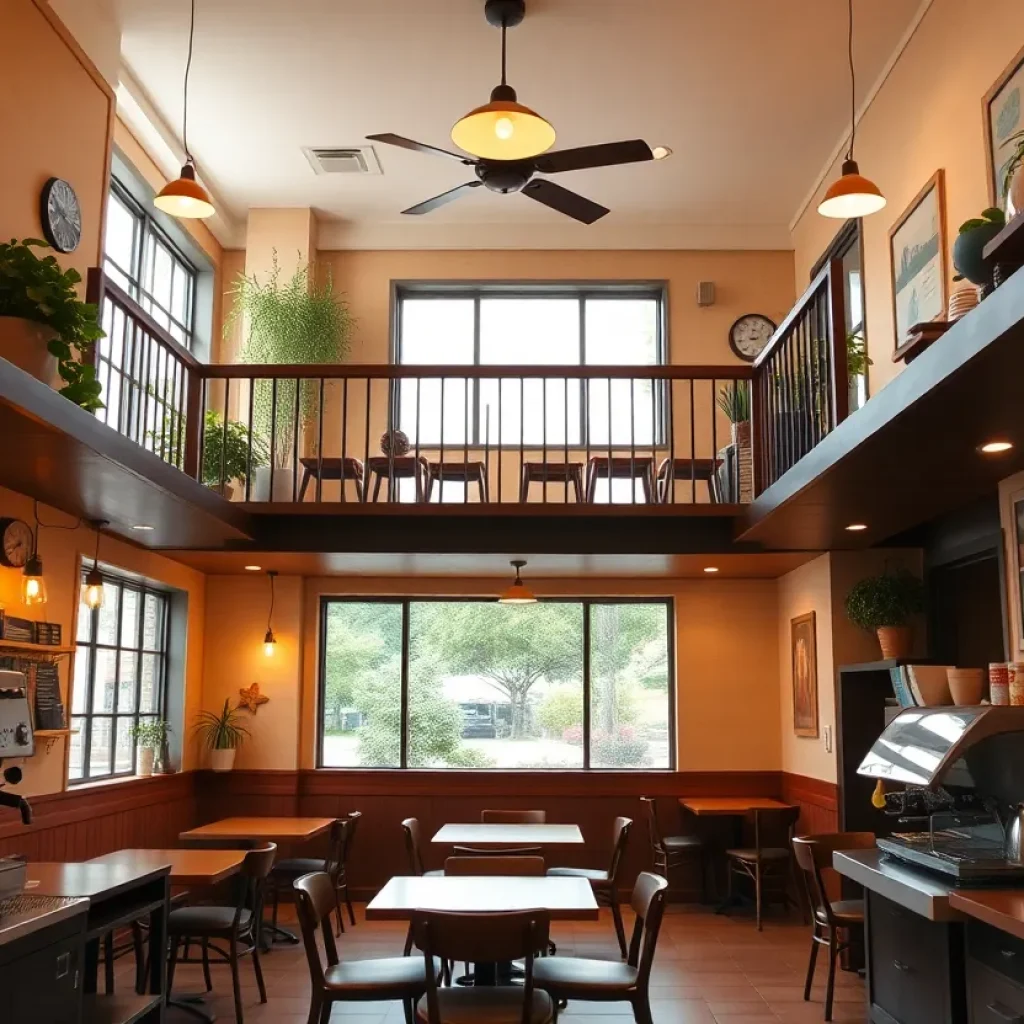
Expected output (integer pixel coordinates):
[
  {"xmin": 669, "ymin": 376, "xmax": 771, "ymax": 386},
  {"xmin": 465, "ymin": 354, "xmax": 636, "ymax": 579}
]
[{"xmin": 367, "ymin": 0, "xmax": 669, "ymax": 225}]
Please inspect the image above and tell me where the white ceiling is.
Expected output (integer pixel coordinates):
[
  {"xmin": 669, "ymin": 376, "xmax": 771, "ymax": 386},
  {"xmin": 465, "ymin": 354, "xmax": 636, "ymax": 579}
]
[{"xmin": 111, "ymin": 0, "xmax": 922, "ymax": 249}]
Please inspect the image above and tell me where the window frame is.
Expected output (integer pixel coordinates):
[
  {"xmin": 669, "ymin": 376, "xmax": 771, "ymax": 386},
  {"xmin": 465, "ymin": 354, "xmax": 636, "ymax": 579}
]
[
  {"xmin": 70, "ymin": 569, "xmax": 171, "ymax": 785},
  {"xmin": 315, "ymin": 594, "xmax": 676, "ymax": 771},
  {"xmin": 389, "ymin": 282, "xmax": 670, "ymax": 449}
]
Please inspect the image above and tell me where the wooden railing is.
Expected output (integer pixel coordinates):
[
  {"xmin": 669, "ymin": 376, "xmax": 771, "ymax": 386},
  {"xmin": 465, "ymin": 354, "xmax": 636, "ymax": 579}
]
[{"xmin": 751, "ymin": 259, "xmax": 848, "ymax": 493}]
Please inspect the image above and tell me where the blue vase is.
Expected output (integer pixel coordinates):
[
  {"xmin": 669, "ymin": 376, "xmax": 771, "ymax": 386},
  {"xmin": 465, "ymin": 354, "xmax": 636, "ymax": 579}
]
[{"xmin": 953, "ymin": 222, "xmax": 1003, "ymax": 289}]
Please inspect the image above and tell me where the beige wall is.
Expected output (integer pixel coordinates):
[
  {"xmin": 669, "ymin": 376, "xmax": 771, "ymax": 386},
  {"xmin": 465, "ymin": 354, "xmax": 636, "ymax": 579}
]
[
  {"xmin": 791, "ymin": 0, "xmax": 1024, "ymax": 394},
  {"xmin": 0, "ymin": 486, "xmax": 206, "ymax": 797}
]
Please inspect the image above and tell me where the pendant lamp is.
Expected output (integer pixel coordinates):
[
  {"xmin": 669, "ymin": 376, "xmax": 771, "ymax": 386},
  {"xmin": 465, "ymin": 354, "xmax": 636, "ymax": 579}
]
[
  {"xmin": 263, "ymin": 570, "xmax": 278, "ymax": 656},
  {"xmin": 498, "ymin": 560, "xmax": 537, "ymax": 604},
  {"xmin": 818, "ymin": 0, "xmax": 886, "ymax": 219},
  {"xmin": 82, "ymin": 520, "xmax": 107, "ymax": 611}
]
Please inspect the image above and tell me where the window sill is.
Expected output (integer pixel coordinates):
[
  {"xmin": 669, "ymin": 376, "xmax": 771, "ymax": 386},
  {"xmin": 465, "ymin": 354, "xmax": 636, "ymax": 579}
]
[{"xmin": 67, "ymin": 772, "xmax": 180, "ymax": 793}]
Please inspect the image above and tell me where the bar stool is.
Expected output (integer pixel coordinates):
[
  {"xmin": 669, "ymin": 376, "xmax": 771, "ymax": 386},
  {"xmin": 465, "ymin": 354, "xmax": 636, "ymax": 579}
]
[
  {"xmin": 520, "ymin": 461, "xmax": 585, "ymax": 502},
  {"xmin": 297, "ymin": 457, "xmax": 365, "ymax": 501},
  {"xmin": 585, "ymin": 456, "xmax": 655, "ymax": 503},
  {"xmin": 367, "ymin": 456, "xmax": 431, "ymax": 502},
  {"xmin": 426, "ymin": 460, "xmax": 489, "ymax": 502},
  {"xmin": 655, "ymin": 457, "xmax": 722, "ymax": 503}
]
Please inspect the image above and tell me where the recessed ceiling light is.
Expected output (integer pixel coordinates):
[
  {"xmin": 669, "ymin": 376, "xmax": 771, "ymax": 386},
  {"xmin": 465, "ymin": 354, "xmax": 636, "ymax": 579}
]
[
  {"xmin": 703, "ymin": 566, "xmax": 719, "ymax": 573},
  {"xmin": 130, "ymin": 524, "xmax": 155, "ymax": 532},
  {"xmin": 845, "ymin": 523, "xmax": 868, "ymax": 532},
  {"xmin": 244, "ymin": 565, "xmax": 263, "ymax": 572},
  {"xmin": 652, "ymin": 146, "xmax": 673, "ymax": 160},
  {"xmin": 980, "ymin": 440, "xmax": 1013, "ymax": 454}
]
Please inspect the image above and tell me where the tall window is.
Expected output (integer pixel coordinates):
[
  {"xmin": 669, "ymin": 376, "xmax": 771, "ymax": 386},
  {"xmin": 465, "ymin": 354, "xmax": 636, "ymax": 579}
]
[
  {"xmin": 69, "ymin": 570, "xmax": 170, "ymax": 783},
  {"xmin": 318, "ymin": 598, "xmax": 673, "ymax": 771},
  {"xmin": 394, "ymin": 285, "xmax": 666, "ymax": 450}
]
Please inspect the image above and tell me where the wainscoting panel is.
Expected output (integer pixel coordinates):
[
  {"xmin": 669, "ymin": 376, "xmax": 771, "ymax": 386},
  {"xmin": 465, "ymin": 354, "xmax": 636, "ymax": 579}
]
[{"xmin": 781, "ymin": 772, "xmax": 839, "ymax": 834}]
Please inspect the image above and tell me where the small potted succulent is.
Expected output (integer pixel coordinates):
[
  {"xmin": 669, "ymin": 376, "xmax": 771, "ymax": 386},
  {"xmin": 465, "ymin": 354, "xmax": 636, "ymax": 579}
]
[
  {"xmin": 953, "ymin": 208, "xmax": 1006, "ymax": 293},
  {"xmin": 845, "ymin": 568, "xmax": 925, "ymax": 660},
  {"xmin": 194, "ymin": 698, "xmax": 250, "ymax": 771},
  {"xmin": 130, "ymin": 720, "xmax": 169, "ymax": 777}
]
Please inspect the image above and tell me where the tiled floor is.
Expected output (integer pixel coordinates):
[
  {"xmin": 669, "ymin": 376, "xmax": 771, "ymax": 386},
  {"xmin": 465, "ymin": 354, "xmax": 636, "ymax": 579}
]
[{"xmin": 151, "ymin": 902, "xmax": 867, "ymax": 1024}]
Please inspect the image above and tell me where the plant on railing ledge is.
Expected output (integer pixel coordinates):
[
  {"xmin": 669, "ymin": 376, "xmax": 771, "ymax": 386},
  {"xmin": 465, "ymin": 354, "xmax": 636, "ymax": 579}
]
[
  {"xmin": 200, "ymin": 410, "xmax": 270, "ymax": 494},
  {"xmin": 716, "ymin": 381, "xmax": 750, "ymax": 424},
  {"xmin": 0, "ymin": 238, "xmax": 104, "ymax": 410},
  {"xmin": 226, "ymin": 253, "xmax": 354, "ymax": 472}
]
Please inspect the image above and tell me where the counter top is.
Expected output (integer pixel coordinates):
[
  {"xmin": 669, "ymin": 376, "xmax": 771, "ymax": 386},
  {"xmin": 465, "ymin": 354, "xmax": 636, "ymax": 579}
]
[
  {"xmin": 834, "ymin": 849, "xmax": 961, "ymax": 921},
  {"xmin": 0, "ymin": 893, "xmax": 88, "ymax": 948},
  {"xmin": 949, "ymin": 890, "xmax": 1024, "ymax": 941}
]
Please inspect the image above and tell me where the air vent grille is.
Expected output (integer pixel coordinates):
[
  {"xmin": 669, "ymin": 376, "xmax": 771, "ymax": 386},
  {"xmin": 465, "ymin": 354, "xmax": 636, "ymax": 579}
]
[{"xmin": 303, "ymin": 146, "xmax": 382, "ymax": 176}]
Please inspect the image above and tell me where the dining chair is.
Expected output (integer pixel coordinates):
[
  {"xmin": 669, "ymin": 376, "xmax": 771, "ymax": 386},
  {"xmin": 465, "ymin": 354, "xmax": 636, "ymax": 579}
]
[
  {"xmin": 793, "ymin": 832, "xmax": 874, "ymax": 1021},
  {"xmin": 547, "ymin": 816, "xmax": 632, "ymax": 959},
  {"xmin": 452, "ymin": 808, "xmax": 546, "ymax": 857},
  {"xmin": 167, "ymin": 842, "xmax": 277, "ymax": 1024},
  {"xmin": 402, "ymin": 817, "xmax": 443, "ymax": 877},
  {"xmin": 412, "ymin": 909, "xmax": 553, "ymax": 1024},
  {"xmin": 725, "ymin": 805, "xmax": 802, "ymax": 930},
  {"xmin": 533, "ymin": 871, "xmax": 669, "ymax": 1024},
  {"xmin": 295, "ymin": 871, "xmax": 439, "ymax": 1024},
  {"xmin": 639, "ymin": 797, "xmax": 706, "ymax": 901},
  {"xmin": 445, "ymin": 855, "xmax": 546, "ymax": 876}
]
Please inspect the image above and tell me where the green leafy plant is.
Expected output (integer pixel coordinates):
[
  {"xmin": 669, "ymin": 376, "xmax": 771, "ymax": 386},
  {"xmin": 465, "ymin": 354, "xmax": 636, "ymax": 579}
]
[
  {"xmin": 958, "ymin": 207, "xmax": 1006, "ymax": 236},
  {"xmin": 845, "ymin": 569, "xmax": 925, "ymax": 631},
  {"xmin": 130, "ymin": 719, "xmax": 169, "ymax": 750},
  {"xmin": 717, "ymin": 381, "xmax": 750, "ymax": 424},
  {"xmin": 0, "ymin": 238, "xmax": 104, "ymax": 410},
  {"xmin": 1001, "ymin": 129, "xmax": 1024, "ymax": 203},
  {"xmin": 846, "ymin": 330, "xmax": 872, "ymax": 380},
  {"xmin": 226, "ymin": 254, "xmax": 353, "ymax": 465},
  {"xmin": 201, "ymin": 410, "xmax": 270, "ymax": 488},
  {"xmin": 194, "ymin": 699, "xmax": 250, "ymax": 751}
]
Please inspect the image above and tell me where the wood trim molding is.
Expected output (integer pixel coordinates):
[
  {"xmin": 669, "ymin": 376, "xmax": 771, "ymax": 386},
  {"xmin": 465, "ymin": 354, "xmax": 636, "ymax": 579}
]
[
  {"xmin": 31, "ymin": 0, "xmax": 116, "ymax": 100},
  {"xmin": 780, "ymin": 771, "xmax": 839, "ymax": 810}
]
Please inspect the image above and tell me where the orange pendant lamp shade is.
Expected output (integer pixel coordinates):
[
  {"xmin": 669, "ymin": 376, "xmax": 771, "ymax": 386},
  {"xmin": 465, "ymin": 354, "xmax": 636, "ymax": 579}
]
[
  {"xmin": 155, "ymin": 163, "xmax": 215, "ymax": 220},
  {"xmin": 818, "ymin": 159, "xmax": 886, "ymax": 219},
  {"xmin": 498, "ymin": 559, "xmax": 537, "ymax": 604},
  {"xmin": 452, "ymin": 86, "xmax": 555, "ymax": 161}
]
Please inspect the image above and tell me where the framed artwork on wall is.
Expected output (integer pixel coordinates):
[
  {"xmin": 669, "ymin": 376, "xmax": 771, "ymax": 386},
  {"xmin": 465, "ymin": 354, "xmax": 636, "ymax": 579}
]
[
  {"xmin": 888, "ymin": 170, "xmax": 948, "ymax": 350},
  {"xmin": 791, "ymin": 611, "xmax": 819, "ymax": 738},
  {"xmin": 984, "ymin": 43, "xmax": 1024, "ymax": 208}
]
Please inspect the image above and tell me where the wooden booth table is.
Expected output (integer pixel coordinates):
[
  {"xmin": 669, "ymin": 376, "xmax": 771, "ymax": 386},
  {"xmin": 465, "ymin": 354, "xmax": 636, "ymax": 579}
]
[
  {"xmin": 432, "ymin": 823, "xmax": 584, "ymax": 847},
  {"xmin": 89, "ymin": 848, "xmax": 246, "ymax": 888}
]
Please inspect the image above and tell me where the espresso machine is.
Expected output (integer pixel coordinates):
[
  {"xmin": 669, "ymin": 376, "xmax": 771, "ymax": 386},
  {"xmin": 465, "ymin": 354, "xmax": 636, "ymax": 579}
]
[{"xmin": 858, "ymin": 705, "xmax": 1024, "ymax": 884}]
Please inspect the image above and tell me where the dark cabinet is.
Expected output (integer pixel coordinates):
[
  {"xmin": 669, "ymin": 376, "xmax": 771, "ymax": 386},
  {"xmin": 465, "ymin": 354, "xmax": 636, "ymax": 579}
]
[
  {"xmin": 968, "ymin": 921, "xmax": 1024, "ymax": 1024},
  {"xmin": 866, "ymin": 891, "xmax": 966, "ymax": 1024},
  {"xmin": 0, "ymin": 915, "xmax": 85, "ymax": 1024}
]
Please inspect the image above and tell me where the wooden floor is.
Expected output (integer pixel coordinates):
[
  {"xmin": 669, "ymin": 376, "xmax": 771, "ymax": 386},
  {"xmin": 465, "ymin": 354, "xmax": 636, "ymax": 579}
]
[{"xmin": 143, "ymin": 902, "xmax": 867, "ymax": 1024}]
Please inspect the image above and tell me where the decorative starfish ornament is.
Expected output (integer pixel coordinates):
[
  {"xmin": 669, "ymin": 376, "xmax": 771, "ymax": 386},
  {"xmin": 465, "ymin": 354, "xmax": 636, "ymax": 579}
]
[{"xmin": 238, "ymin": 682, "xmax": 270, "ymax": 713}]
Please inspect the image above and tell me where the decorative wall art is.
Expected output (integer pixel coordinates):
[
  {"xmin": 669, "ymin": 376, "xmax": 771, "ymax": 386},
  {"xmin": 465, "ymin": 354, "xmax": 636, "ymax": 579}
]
[{"xmin": 791, "ymin": 612, "xmax": 819, "ymax": 738}]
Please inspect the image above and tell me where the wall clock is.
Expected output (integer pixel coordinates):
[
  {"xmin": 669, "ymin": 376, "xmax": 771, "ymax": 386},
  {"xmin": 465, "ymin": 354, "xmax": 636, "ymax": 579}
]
[
  {"xmin": 729, "ymin": 313, "xmax": 777, "ymax": 362},
  {"xmin": 40, "ymin": 177, "xmax": 82, "ymax": 254},
  {"xmin": 0, "ymin": 519, "xmax": 34, "ymax": 569}
]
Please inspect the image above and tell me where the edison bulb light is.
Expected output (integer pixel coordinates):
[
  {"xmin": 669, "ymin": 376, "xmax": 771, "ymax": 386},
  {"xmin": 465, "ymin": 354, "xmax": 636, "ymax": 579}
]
[
  {"xmin": 22, "ymin": 555, "xmax": 47, "ymax": 607},
  {"xmin": 495, "ymin": 116, "xmax": 514, "ymax": 140},
  {"xmin": 263, "ymin": 629, "xmax": 276, "ymax": 657}
]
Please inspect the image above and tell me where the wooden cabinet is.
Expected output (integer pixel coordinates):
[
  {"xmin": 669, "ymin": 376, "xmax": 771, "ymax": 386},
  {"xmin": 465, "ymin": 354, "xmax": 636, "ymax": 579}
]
[
  {"xmin": 968, "ymin": 921, "xmax": 1024, "ymax": 1023},
  {"xmin": 866, "ymin": 891, "xmax": 966, "ymax": 1024},
  {"xmin": 0, "ymin": 914, "xmax": 85, "ymax": 1024}
]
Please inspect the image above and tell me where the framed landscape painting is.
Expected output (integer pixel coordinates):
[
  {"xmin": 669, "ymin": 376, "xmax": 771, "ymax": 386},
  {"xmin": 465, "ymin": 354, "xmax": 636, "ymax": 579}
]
[
  {"xmin": 984, "ymin": 44, "xmax": 1024, "ymax": 207},
  {"xmin": 889, "ymin": 170, "xmax": 947, "ymax": 349},
  {"xmin": 791, "ymin": 612, "xmax": 819, "ymax": 738}
]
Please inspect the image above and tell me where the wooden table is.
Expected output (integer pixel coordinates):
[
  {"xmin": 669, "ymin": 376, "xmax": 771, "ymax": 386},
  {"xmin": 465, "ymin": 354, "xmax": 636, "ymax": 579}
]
[
  {"xmin": 89, "ymin": 848, "xmax": 245, "ymax": 887},
  {"xmin": 179, "ymin": 816, "xmax": 335, "ymax": 843},
  {"xmin": 432, "ymin": 823, "xmax": 584, "ymax": 846},
  {"xmin": 949, "ymin": 889, "xmax": 1024, "ymax": 941},
  {"xmin": 679, "ymin": 797, "xmax": 792, "ymax": 816}
]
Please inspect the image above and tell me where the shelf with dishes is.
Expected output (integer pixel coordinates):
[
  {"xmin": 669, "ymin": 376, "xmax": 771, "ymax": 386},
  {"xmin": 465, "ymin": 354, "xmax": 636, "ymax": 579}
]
[{"xmin": 0, "ymin": 639, "xmax": 75, "ymax": 662}]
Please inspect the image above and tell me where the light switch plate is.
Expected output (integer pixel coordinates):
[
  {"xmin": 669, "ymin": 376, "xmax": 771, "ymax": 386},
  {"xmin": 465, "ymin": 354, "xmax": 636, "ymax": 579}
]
[{"xmin": 824, "ymin": 725, "xmax": 833, "ymax": 753}]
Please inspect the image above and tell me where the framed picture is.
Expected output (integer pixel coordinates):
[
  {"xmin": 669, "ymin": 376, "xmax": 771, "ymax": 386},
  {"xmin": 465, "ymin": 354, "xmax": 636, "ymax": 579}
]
[
  {"xmin": 791, "ymin": 612, "xmax": 819, "ymax": 738},
  {"xmin": 888, "ymin": 170, "xmax": 948, "ymax": 349},
  {"xmin": 984, "ymin": 43, "xmax": 1024, "ymax": 208}
]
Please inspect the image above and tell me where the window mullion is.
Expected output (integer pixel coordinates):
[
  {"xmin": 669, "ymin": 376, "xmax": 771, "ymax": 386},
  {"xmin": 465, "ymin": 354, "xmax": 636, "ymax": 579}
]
[
  {"xmin": 582, "ymin": 600, "xmax": 592, "ymax": 770},
  {"xmin": 399, "ymin": 600, "xmax": 410, "ymax": 770}
]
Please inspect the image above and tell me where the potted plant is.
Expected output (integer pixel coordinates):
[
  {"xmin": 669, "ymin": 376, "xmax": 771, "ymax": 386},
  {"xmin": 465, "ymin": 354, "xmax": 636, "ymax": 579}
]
[
  {"xmin": 0, "ymin": 238, "xmax": 104, "ymax": 409},
  {"xmin": 201, "ymin": 410, "xmax": 270, "ymax": 498},
  {"xmin": 717, "ymin": 382, "xmax": 752, "ymax": 502},
  {"xmin": 225, "ymin": 254, "xmax": 353, "ymax": 500},
  {"xmin": 130, "ymin": 720, "xmax": 168, "ymax": 777},
  {"xmin": 1001, "ymin": 129, "xmax": 1024, "ymax": 218},
  {"xmin": 194, "ymin": 698, "xmax": 250, "ymax": 771},
  {"xmin": 845, "ymin": 568, "xmax": 925, "ymax": 659},
  {"xmin": 846, "ymin": 329, "xmax": 872, "ymax": 413},
  {"xmin": 953, "ymin": 208, "xmax": 1006, "ymax": 293}
]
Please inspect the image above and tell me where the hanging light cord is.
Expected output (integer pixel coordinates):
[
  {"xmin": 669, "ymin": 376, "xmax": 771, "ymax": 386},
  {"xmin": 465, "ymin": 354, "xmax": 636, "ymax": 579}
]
[
  {"xmin": 31, "ymin": 500, "xmax": 82, "ymax": 555},
  {"xmin": 846, "ymin": 0, "xmax": 856, "ymax": 161},
  {"xmin": 267, "ymin": 573, "xmax": 275, "ymax": 633},
  {"xmin": 92, "ymin": 523, "xmax": 102, "ymax": 569},
  {"xmin": 500, "ymin": 18, "xmax": 508, "ymax": 86},
  {"xmin": 182, "ymin": 0, "xmax": 197, "ymax": 164}
]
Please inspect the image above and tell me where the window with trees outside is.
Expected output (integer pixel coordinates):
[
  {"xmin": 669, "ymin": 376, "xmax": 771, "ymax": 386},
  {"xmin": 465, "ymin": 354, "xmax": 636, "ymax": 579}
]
[
  {"xmin": 69, "ymin": 571, "xmax": 170, "ymax": 783},
  {"xmin": 318, "ymin": 598, "xmax": 673, "ymax": 770}
]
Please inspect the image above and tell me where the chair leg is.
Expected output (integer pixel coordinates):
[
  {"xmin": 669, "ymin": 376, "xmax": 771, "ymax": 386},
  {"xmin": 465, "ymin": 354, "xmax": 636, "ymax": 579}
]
[
  {"xmin": 404, "ymin": 923, "xmax": 414, "ymax": 957},
  {"xmin": 344, "ymin": 882, "xmax": 356, "ymax": 926},
  {"xmin": 131, "ymin": 922, "xmax": 146, "ymax": 995},
  {"xmin": 825, "ymin": 933, "xmax": 838, "ymax": 1022},
  {"xmin": 167, "ymin": 936, "xmax": 180, "ymax": 998},
  {"xmin": 403, "ymin": 997, "xmax": 414, "ymax": 1024},
  {"xmin": 610, "ymin": 896, "xmax": 628, "ymax": 960},
  {"xmin": 252, "ymin": 935, "xmax": 267, "ymax": 1003},
  {"xmin": 306, "ymin": 993, "xmax": 323, "ymax": 1024},
  {"xmin": 755, "ymin": 863, "xmax": 763, "ymax": 932},
  {"xmin": 271, "ymin": 886, "xmax": 280, "ymax": 933},
  {"xmin": 632, "ymin": 994, "xmax": 655, "ymax": 1024},
  {"xmin": 803, "ymin": 930, "xmax": 820, "ymax": 1001},
  {"xmin": 229, "ymin": 935, "xmax": 244, "ymax": 1024},
  {"xmin": 103, "ymin": 931, "xmax": 115, "ymax": 994}
]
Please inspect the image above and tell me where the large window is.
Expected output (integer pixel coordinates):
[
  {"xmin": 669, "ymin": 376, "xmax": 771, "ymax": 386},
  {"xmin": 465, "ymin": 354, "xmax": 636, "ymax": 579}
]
[
  {"xmin": 318, "ymin": 598, "xmax": 673, "ymax": 771},
  {"xmin": 394, "ymin": 285, "xmax": 666, "ymax": 454},
  {"xmin": 69, "ymin": 570, "xmax": 170, "ymax": 783}
]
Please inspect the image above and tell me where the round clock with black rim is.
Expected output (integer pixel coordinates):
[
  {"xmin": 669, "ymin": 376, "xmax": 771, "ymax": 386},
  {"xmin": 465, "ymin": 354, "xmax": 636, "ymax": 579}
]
[
  {"xmin": 40, "ymin": 177, "xmax": 82, "ymax": 254},
  {"xmin": 0, "ymin": 518, "xmax": 33, "ymax": 569},
  {"xmin": 728, "ymin": 313, "xmax": 777, "ymax": 362}
]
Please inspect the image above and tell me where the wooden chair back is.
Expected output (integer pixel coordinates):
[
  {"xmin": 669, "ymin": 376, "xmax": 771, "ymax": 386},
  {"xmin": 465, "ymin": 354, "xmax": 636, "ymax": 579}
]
[
  {"xmin": 293, "ymin": 871, "xmax": 340, "ymax": 986},
  {"xmin": 481, "ymin": 809, "xmax": 546, "ymax": 824},
  {"xmin": 402, "ymin": 817, "xmax": 427, "ymax": 875},
  {"xmin": 235, "ymin": 842, "xmax": 277, "ymax": 935},
  {"xmin": 412, "ymin": 910, "xmax": 550, "ymax": 1024},
  {"xmin": 627, "ymin": 872, "xmax": 669, "ymax": 987},
  {"xmin": 746, "ymin": 806, "xmax": 801, "ymax": 858},
  {"xmin": 793, "ymin": 832, "xmax": 875, "ymax": 925},
  {"xmin": 444, "ymin": 856, "xmax": 546, "ymax": 876},
  {"xmin": 640, "ymin": 796, "xmax": 664, "ymax": 854},
  {"xmin": 339, "ymin": 810, "xmax": 361, "ymax": 869},
  {"xmin": 608, "ymin": 816, "xmax": 633, "ymax": 882}
]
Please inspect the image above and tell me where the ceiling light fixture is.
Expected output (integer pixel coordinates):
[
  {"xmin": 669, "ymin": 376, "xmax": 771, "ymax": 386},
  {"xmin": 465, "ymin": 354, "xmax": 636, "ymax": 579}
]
[
  {"xmin": 498, "ymin": 559, "xmax": 537, "ymax": 604},
  {"xmin": 651, "ymin": 146, "xmax": 673, "ymax": 161},
  {"xmin": 450, "ymin": 0, "xmax": 555, "ymax": 161},
  {"xmin": 818, "ymin": 0, "xmax": 886, "ymax": 219},
  {"xmin": 980, "ymin": 440, "xmax": 1013, "ymax": 454},
  {"xmin": 845, "ymin": 523, "xmax": 868, "ymax": 532},
  {"xmin": 155, "ymin": 0, "xmax": 215, "ymax": 220},
  {"xmin": 703, "ymin": 567, "xmax": 720, "ymax": 574},
  {"xmin": 22, "ymin": 506, "xmax": 46, "ymax": 607},
  {"xmin": 130, "ymin": 524, "xmax": 155, "ymax": 532},
  {"xmin": 82, "ymin": 519, "xmax": 108, "ymax": 611},
  {"xmin": 244, "ymin": 565, "xmax": 263, "ymax": 572},
  {"xmin": 263, "ymin": 570, "xmax": 278, "ymax": 657}
]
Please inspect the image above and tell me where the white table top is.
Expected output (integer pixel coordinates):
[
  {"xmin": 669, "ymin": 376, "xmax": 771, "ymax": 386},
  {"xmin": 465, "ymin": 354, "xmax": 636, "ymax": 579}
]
[
  {"xmin": 366, "ymin": 875, "xmax": 599, "ymax": 921},
  {"xmin": 432, "ymin": 823, "xmax": 584, "ymax": 846}
]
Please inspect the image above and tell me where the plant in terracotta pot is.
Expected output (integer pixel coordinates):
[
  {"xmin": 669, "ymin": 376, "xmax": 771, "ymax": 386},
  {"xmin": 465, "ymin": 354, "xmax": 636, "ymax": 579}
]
[
  {"xmin": 194, "ymin": 698, "xmax": 250, "ymax": 771},
  {"xmin": 1001, "ymin": 129, "xmax": 1024, "ymax": 218},
  {"xmin": 845, "ymin": 569, "xmax": 925, "ymax": 660},
  {"xmin": 130, "ymin": 719, "xmax": 168, "ymax": 778},
  {"xmin": 953, "ymin": 208, "xmax": 1006, "ymax": 294},
  {"xmin": 0, "ymin": 238, "xmax": 104, "ymax": 409}
]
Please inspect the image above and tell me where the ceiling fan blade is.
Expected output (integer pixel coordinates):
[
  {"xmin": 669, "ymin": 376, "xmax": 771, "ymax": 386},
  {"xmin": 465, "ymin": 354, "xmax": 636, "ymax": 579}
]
[
  {"xmin": 534, "ymin": 140, "xmax": 654, "ymax": 175},
  {"xmin": 367, "ymin": 133, "xmax": 474, "ymax": 164},
  {"xmin": 521, "ymin": 179, "xmax": 609, "ymax": 224},
  {"xmin": 402, "ymin": 181, "xmax": 483, "ymax": 216}
]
